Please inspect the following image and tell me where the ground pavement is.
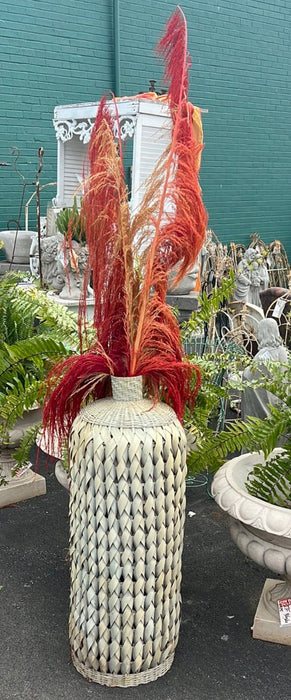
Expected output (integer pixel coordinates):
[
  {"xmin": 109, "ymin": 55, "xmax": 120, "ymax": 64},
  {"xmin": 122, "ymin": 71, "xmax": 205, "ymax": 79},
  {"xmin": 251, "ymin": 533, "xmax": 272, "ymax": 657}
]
[{"xmin": 0, "ymin": 447, "xmax": 290, "ymax": 700}]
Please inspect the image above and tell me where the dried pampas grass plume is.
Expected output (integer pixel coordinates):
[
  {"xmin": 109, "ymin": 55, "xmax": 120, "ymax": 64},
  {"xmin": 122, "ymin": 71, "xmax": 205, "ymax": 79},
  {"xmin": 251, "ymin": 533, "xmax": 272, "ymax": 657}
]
[{"xmin": 42, "ymin": 5, "xmax": 208, "ymax": 452}]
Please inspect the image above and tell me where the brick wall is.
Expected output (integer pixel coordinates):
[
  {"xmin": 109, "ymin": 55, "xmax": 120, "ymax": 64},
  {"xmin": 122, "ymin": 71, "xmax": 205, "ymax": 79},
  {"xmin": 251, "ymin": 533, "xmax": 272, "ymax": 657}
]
[
  {"xmin": 119, "ymin": 0, "xmax": 291, "ymax": 258},
  {"xmin": 0, "ymin": 0, "xmax": 290, "ymax": 259},
  {"xmin": 0, "ymin": 0, "xmax": 113, "ymax": 233}
]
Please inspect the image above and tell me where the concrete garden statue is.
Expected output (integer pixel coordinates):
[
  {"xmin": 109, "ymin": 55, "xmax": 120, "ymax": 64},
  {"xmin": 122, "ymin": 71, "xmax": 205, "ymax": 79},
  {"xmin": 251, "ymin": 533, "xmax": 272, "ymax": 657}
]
[
  {"xmin": 39, "ymin": 200, "xmax": 91, "ymax": 301},
  {"xmin": 41, "ymin": 7, "xmax": 208, "ymax": 687},
  {"xmin": 241, "ymin": 317, "xmax": 289, "ymax": 423},
  {"xmin": 40, "ymin": 233, "xmax": 65, "ymax": 292},
  {"xmin": 233, "ymin": 247, "xmax": 269, "ymax": 307}
]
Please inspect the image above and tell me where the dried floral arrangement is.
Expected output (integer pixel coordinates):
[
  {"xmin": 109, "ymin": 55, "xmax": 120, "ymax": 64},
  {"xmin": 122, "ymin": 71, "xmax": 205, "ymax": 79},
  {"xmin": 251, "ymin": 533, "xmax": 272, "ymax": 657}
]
[
  {"xmin": 202, "ymin": 230, "xmax": 290, "ymax": 292},
  {"xmin": 42, "ymin": 6, "xmax": 208, "ymax": 452}
]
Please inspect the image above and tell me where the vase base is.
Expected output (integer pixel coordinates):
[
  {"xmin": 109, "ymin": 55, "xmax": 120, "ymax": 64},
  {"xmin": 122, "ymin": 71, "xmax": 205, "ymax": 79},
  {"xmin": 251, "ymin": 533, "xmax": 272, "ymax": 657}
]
[
  {"xmin": 252, "ymin": 578, "xmax": 291, "ymax": 646},
  {"xmin": 71, "ymin": 649, "xmax": 174, "ymax": 687}
]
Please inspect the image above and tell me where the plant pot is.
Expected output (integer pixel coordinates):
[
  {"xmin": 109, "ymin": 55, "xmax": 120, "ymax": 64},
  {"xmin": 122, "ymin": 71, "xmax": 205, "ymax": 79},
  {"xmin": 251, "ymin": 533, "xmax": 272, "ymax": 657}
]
[
  {"xmin": 0, "ymin": 230, "xmax": 36, "ymax": 264},
  {"xmin": 211, "ymin": 449, "xmax": 291, "ymax": 645},
  {"xmin": 0, "ymin": 447, "xmax": 46, "ymax": 507},
  {"xmin": 46, "ymin": 291, "xmax": 95, "ymax": 320},
  {"xmin": 55, "ymin": 460, "xmax": 70, "ymax": 491},
  {"xmin": 68, "ymin": 375, "xmax": 187, "ymax": 686}
]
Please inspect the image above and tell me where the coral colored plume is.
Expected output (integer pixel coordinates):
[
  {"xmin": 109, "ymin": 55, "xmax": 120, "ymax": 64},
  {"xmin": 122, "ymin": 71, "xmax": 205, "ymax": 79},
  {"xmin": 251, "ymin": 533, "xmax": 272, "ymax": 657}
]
[{"xmin": 42, "ymin": 7, "xmax": 207, "ymax": 452}]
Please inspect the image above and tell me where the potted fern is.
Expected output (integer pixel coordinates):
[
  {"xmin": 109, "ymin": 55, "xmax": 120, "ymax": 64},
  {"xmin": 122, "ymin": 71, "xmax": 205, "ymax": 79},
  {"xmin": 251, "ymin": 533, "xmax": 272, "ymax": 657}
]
[
  {"xmin": 188, "ymin": 352, "xmax": 291, "ymax": 645},
  {"xmin": 0, "ymin": 271, "xmax": 86, "ymax": 504}
]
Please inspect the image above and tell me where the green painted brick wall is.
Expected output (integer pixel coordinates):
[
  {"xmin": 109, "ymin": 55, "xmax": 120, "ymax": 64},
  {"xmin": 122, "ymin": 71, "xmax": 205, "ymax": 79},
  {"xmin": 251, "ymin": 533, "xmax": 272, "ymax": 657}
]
[
  {"xmin": 0, "ymin": 0, "xmax": 113, "ymax": 233},
  {"xmin": 0, "ymin": 0, "xmax": 290, "ymax": 260}
]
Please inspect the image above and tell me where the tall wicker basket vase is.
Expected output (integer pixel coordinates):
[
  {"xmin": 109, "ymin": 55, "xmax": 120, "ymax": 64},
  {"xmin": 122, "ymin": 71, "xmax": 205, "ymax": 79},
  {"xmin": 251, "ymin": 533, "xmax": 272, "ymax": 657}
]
[{"xmin": 68, "ymin": 375, "xmax": 188, "ymax": 687}]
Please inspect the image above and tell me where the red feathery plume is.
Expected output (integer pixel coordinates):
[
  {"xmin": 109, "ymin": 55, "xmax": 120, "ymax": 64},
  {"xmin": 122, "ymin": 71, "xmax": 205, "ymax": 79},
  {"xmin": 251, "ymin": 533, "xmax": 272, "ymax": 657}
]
[
  {"xmin": 81, "ymin": 96, "xmax": 134, "ymax": 371},
  {"xmin": 155, "ymin": 5, "xmax": 190, "ymax": 114},
  {"xmin": 129, "ymin": 6, "xmax": 208, "ymax": 401},
  {"xmin": 42, "ymin": 351, "xmax": 113, "ymax": 454},
  {"xmin": 42, "ymin": 6, "xmax": 207, "ymax": 450}
]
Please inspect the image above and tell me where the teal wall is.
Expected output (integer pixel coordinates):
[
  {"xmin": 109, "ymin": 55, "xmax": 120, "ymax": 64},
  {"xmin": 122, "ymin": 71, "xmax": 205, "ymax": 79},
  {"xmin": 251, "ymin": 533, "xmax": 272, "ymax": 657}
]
[
  {"xmin": 0, "ymin": 0, "xmax": 290, "ymax": 259},
  {"xmin": 0, "ymin": 0, "xmax": 113, "ymax": 232}
]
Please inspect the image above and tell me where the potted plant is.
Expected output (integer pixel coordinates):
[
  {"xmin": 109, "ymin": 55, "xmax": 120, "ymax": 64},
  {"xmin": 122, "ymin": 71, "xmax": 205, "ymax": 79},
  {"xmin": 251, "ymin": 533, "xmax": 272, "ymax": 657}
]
[
  {"xmin": 0, "ymin": 271, "xmax": 87, "ymax": 504},
  {"xmin": 41, "ymin": 197, "xmax": 94, "ymax": 315},
  {"xmin": 188, "ymin": 348, "xmax": 291, "ymax": 645},
  {"xmin": 55, "ymin": 196, "xmax": 86, "ymax": 244},
  {"xmin": 42, "ymin": 8, "xmax": 208, "ymax": 687}
]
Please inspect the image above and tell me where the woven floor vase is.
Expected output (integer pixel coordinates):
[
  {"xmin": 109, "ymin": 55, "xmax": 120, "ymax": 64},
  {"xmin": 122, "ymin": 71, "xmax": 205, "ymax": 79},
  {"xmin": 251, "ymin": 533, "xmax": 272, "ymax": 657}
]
[{"xmin": 68, "ymin": 375, "xmax": 187, "ymax": 687}]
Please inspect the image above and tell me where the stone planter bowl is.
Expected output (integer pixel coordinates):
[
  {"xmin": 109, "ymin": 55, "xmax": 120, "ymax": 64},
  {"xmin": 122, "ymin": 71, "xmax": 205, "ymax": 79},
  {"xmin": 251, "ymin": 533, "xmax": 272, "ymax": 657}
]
[
  {"xmin": 0, "ymin": 230, "xmax": 36, "ymax": 264},
  {"xmin": 211, "ymin": 449, "xmax": 291, "ymax": 645}
]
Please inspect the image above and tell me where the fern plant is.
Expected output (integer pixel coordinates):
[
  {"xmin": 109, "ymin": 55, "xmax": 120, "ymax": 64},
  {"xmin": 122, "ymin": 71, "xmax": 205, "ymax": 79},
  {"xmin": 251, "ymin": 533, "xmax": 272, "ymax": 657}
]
[
  {"xmin": 182, "ymin": 271, "xmax": 249, "ymax": 437},
  {"xmin": 181, "ymin": 269, "xmax": 235, "ymax": 343},
  {"xmin": 246, "ymin": 446, "xmax": 291, "ymax": 507},
  {"xmin": 187, "ymin": 359, "xmax": 291, "ymax": 507},
  {"xmin": 0, "ymin": 272, "xmax": 90, "ymax": 477}
]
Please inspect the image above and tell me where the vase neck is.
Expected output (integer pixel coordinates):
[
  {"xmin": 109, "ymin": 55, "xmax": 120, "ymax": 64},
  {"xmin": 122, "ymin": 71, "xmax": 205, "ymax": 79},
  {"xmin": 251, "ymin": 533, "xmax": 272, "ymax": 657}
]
[{"xmin": 111, "ymin": 376, "xmax": 143, "ymax": 401}]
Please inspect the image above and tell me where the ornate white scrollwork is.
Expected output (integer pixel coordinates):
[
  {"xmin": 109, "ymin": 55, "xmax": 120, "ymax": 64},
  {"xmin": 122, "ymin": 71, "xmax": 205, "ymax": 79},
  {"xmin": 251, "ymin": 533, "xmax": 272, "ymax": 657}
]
[
  {"xmin": 113, "ymin": 115, "xmax": 137, "ymax": 141},
  {"xmin": 53, "ymin": 115, "xmax": 137, "ymax": 144},
  {"xmin": 53, "ymin": 118, "xmax": 95, "ymax": 144}
]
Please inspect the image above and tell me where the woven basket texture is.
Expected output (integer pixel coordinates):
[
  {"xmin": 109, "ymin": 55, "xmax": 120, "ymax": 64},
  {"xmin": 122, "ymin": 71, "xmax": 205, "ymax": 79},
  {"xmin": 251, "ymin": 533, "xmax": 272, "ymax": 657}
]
[{"xmin": 68, "ymin": 376, "xmax": 187, "ymax": 686}]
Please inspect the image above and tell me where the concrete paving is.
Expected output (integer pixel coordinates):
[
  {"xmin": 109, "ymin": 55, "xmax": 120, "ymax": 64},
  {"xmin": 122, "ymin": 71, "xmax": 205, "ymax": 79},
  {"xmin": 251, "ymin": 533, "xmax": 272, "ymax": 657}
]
[{"xmin": 0, "ymin": 447, "xmax": 290, "ymax": 700}]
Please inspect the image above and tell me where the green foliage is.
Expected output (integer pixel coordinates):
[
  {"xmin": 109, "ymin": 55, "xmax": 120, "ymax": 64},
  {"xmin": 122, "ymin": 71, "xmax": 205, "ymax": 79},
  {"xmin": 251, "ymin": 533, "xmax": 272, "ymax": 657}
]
[
  {"xmin": 184, "ymin": 351, "xmax": 232, "ymax": 447},
  {"xmin": 181, "ymin": 269, "xmax": 235, "ymax": 339},
  {"xmin": 0, "ymin": 335, "xmax": 69, "ymax": 387},
  {"xmin": 182, "ymin": 275, "xmax": 291, "ymax": 506},
  {"xmin": 0, "ymin": 272, "xmax": 88, "ymax": 473},
  {"xmin": 246, "ymin": 445, "xmax": 291, "ymax": 507},
  {"xmin": 187, "ymin": 356, "xmax": 291, "ymax": 507},
  {"xmin": 0, "ymin": 376, "xmax": 41, "ymax": 434},
  {"xmin": 0, "ymin": 273, "xmax": 35, "ymax": 344},
  {"xmin": 187, "ymin": 415, "xmax": 257, "ymax": 473},
  {"xmin": 56, "ymin": 197, "xmax": 86, "ymax": 243},
  {"xmin": 0, "ymin": 273, "xmax": 80, "ymax": 346},
  {"xmin": 11, "ymin": 423, "xmax": 42, "ymax": 476},
  {"xmin": 182, "ymin": 272, "xmax": 252, "ymax": 457}
]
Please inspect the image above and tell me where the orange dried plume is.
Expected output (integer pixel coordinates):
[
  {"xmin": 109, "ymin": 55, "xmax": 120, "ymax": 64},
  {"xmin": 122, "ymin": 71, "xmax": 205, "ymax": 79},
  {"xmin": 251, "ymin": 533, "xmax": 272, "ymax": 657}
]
[{"xmin": 42, "ymin": 6, "xmax": 207, "ymax": 449}]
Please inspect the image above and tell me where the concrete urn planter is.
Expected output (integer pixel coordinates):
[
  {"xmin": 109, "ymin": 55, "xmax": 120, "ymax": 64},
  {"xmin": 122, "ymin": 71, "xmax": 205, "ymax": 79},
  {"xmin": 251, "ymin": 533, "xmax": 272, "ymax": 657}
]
[
  {"xmin": 0, "ymin": 230, "xmax": 36, "ymax": 264},
  {"xmin": 55, "ymin": 460, "xmax": 70, "ymax": 491},
  {"xmin": 211, "ymin": 449, "xmax": 291, "ymax": 645}
]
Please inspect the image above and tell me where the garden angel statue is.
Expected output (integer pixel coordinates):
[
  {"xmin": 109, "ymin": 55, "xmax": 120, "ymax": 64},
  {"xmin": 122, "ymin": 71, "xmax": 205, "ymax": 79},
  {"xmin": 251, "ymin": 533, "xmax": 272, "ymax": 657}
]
[
  {"xmin": 241, "ymin": 317, "xmax": 289, "ymax": 423},
  {"xmin": 234, "ymin": 247, "xmax": 269, "ymax": 307}
]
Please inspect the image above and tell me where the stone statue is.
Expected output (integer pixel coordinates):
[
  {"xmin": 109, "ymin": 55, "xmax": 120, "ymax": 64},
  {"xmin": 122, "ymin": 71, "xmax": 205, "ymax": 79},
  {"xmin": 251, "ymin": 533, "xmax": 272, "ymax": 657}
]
[
  {"xmin": 40, "ymin": 234, "xmax": 66, "ymax": 292},
  {"xmin": 234, "ymin": 248, "xmax": 269, "ymax": 307},
  {"xmin": 167, "ymin": 261, "xmax": 199, "ymax": 295},
  {"xmin": 241, "ymin": 317, "xmax": 289, "ymax": 422},
  {"xmin": 38, "ymin": 233, "xmax": 90, "ymax": 299},
  {"xmin": 58, "ymin": 242, "xmax": 89, "ymax": 300}
]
